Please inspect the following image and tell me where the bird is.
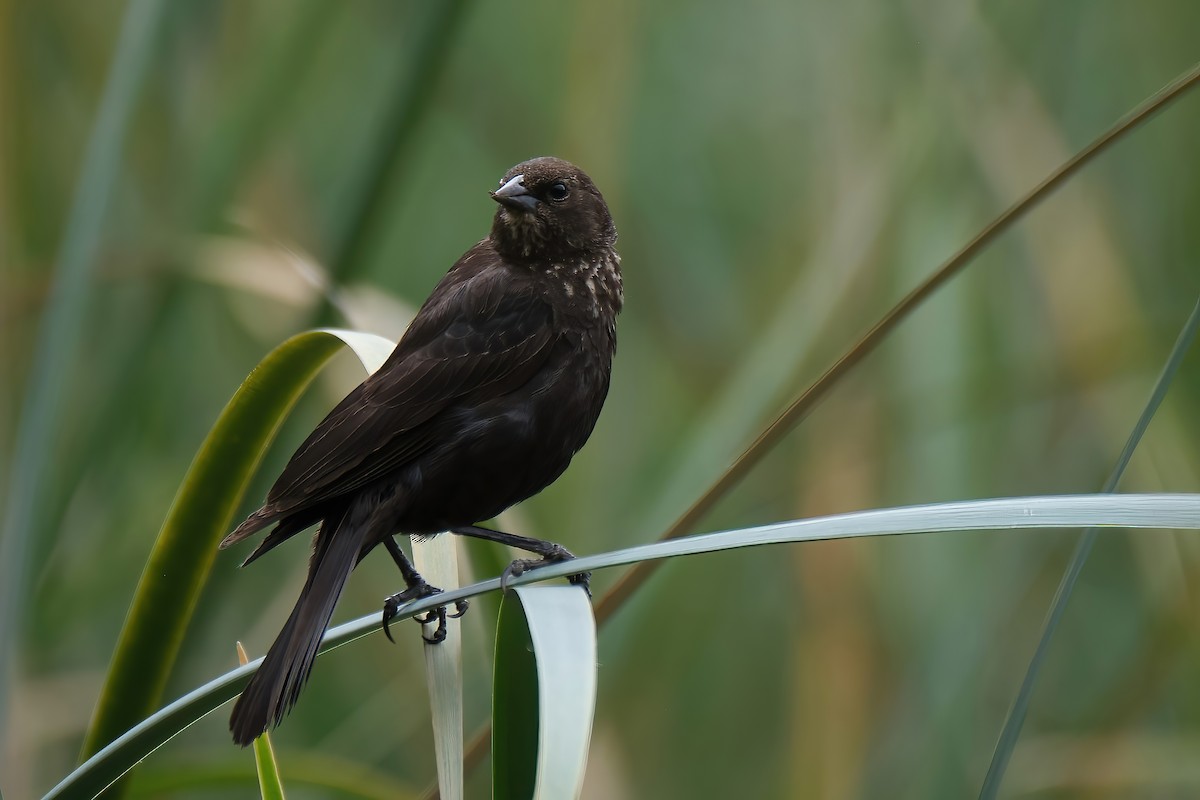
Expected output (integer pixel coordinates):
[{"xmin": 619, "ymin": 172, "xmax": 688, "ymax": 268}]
[{"xmin": 220, "ymin": 156, "xmax": 622, "ymax": 746}]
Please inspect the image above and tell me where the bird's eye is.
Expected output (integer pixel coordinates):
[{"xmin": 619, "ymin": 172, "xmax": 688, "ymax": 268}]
[{"xmin": 547, "ymin": 182, "xmax": 570, "ymax": 202}]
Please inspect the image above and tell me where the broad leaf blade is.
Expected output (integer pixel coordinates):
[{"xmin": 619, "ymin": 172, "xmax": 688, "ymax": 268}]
[
  {"xmin": 978, "ymin": 295, "xmax": 1200, "ymax": 798},
  {"xmin": 80, "ymin": 329, "xmax": 394, "ymax": 767},
  {"xmin": 493, "ymin": 593, "xmax": 539, "ymax": 800},
  {"xmin": 493, "ymin": 587, "xmax": 596, "ymax": 800},
  {"xmin": 48, "ymin": 493, "xmax": 1200, "ymax": 798},
  {"xmin": 521, "ymin": 586, "xmax": 597, "ymax": 800}
]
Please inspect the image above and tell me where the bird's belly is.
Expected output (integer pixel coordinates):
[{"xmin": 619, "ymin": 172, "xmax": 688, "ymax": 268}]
[{"xmin": 392, "ymin": 359, "xmax": 608, "ymax": 534}]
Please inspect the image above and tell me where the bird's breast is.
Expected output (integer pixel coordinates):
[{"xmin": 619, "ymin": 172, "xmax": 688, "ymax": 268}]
[
  {"xmin": 542, "ymin": 250, "xmax": 623, "ymax": 324},
  {"xmin": 395, "ymin": 339, "xmax": 613, "ymax": 533}
]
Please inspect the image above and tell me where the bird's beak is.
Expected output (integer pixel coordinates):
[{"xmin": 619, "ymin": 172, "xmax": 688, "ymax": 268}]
[{"xmin": 491, "ymin": 174, "xmax": 539, "ymax": 212}]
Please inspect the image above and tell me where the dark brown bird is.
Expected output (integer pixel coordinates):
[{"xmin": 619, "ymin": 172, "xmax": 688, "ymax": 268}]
[{"xmin": 220, "ymin": 156, "xmax": 621, "ymax": 746}]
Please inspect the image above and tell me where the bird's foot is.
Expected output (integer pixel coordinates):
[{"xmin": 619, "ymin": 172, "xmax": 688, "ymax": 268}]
[
  {"xmin": 382, "ymin": 581, "xmax": 469, "ymax": 645},
  {"xmin": 501, "ymin": 543, "xmax": 591, "ymax": 596}
]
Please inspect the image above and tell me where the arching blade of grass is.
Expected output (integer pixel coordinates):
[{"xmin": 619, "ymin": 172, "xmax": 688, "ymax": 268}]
[
  {"xmin": 594, "ymin": 59, "xmax": 1200, "ymax": 627},
  {"xmin": 184, "ymin": 0, "xmax": 337, "ymax": 227},
  {"xmin": 431, "ymin": 61, "xmax": 1200, "ymax": 795},
  {"xmin": 46, "ymin": 493, "xmax": 1200, "ymax": 798},
  {"xmin": 0, "ymin": 0, "xmax": 169, "ymax": 728},
  {"xmin": 978, "ymin": 295, "xmax": 1200, "ymax": 799},
  {"xmin": 492, "ymin": 594, "xmax": 539, "ymax": 800},
  {"xmin": 315, "ymin": 0, "xmax": 476, "ymax": 324},
  {"xmin": 493, "ymin": 587, "xmax": 596, "ymax": 800},
  {"xmin": 80, "ymin": 329, "xmax": 395, "ymax": 768}
]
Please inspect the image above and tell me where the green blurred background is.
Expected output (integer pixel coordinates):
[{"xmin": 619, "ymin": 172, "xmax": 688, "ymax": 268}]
[{"xmin": 4, "ymin": 0, "xmax": 1200, "ymax": 797}]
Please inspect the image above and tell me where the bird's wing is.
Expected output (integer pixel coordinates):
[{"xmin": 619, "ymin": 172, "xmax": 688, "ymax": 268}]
[{"xmin": 263, "ymin": 261, "xmax": 556, "ymax": 515}]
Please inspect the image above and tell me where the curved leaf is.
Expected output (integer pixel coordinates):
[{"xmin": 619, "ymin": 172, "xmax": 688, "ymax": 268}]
[
  {"xmin": 48, "ymin": 493, "xmax": 1200, "ymax": 798},
  {"xmin": 80, "ymin": 329, "xmax": 394, "ymax": 764},
  {"xmin": 978, "ymin": 295, "xmax": 1200, "ymax": 798},
  {"xmin": 492, "ymin": 587, "xmax": 596, "ymax": 800},
  {"xmin": 492, "ymin": 593, "xmax": 539, "ymax": 799},
  {"xmin": 129, "ymin": 753, "xmax": 420, "ymax": 799}
]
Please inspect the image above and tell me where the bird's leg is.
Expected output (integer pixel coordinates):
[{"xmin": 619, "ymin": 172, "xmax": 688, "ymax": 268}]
[
  {"xmin": 384, "ymin": 537, "xmax": 443, "ymax": 629},
  {"xmin": 381, "ymin": 536, "xmax": 468, "ymax": 644},
  {"xmin": 450, "ymin": 525, "xmax": 591, "ymax": 595}
]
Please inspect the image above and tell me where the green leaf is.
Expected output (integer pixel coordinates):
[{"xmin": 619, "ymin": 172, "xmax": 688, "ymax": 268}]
[
  {"xmin": 978, "ymin": 295, "xmax": 1200, "ymax": 799},
  {"xmin": 492, "ymin": 586, "xmax": 602, "ymax": 799},
  {"xmin": 128, "ymin": 753, "xmax": 420, "ymax": 799},
  {"xmin": 236, "ymin": 642, "xmax": 286, "ymax": 800},
  {"xmin": 492, "ymin": 592, "xmax": 539, "ymax": 799},
  {"xmin": 317, "ymin": 0, "xmax": 476, "ymax": 320},
  {"xmin": 79, "ymin": 329, "xmax": 394, "ymax": 770},
  {"xmin": 250, "ymin": 727, "xmax": 285, "ymax": 800},
  {"xmin": 46, "ymin": 493, "xmax": 1200, "ymax": 798}
]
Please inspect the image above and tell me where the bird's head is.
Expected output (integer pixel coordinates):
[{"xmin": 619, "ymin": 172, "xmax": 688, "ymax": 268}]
[{"xmin": 490, "ymin": 157, "xmax": 616, "ymax": 261}]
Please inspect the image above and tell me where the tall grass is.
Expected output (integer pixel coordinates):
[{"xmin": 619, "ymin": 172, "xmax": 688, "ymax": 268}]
[{"xmin": 4, "ymin": 1, "xmax": 1200, "ymax": 798}]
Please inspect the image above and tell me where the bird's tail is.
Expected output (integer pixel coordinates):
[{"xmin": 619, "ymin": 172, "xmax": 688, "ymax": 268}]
[
  {"xmin": 229, "ymin": 505, "xmax": 365, "ymax": 746},
  {"xmin": 220, "ymin": 505, "xmax": 285, "ymax": 550}
]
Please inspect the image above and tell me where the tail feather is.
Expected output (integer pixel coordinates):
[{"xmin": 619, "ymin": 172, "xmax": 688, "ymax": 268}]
[
  {"xmin": 240, "ymin": 508, "xmax": 323, "ymax": 567},
  {"xmin": 229, "ymin": 505, "xmax": 366, "ymax": 746},
  {"xmin": 220, "ymin": 505, "xmax": 286, "ymax": 550}
]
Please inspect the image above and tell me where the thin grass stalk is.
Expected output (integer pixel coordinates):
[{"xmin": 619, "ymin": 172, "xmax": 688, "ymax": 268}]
[
  {"xmin": 185, "ymin": 0, "xmax": 336, "ymax": 226},
  {"xmin": 314, "ymin": 0, "xmax": 475, "ymax": 325},
  {"xmin": 0, "ymin": 0, "xmax": 168, "ymax": 735},
  {"xmin": 594, "ymin": 59, "xmax": 1200, "ymax": 626},
  {"xmin": 25, "ymin": 2, "xmax": 341, "ymax": 580},
  {"xmin": 427, "ymin": 59, "xmax": 1200, "ymax": 796},
  {"xmin": 45, "ymin": 494, "xmax": 1200, "ymax": 800},
  {"xmin": 978, "ymin": 294, "xmax": 1200, "ymax": 799},
  {"xmin": 236, "ymin": 643, "xmax": 287, "ymax": 800}
]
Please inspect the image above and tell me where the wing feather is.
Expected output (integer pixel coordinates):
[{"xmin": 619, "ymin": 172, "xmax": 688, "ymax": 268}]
[{"xmin": 260, "ymin": 247, "xmax": 556, "ymax": 515}]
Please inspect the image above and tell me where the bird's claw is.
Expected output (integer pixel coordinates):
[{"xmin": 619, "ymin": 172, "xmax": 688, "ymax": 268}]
[
  {"xmin": 567, "ymin": 571, "xmax": 593, "ymax": 597},
  {"xmin": 414, "ymin": 599, "xmax": 470, "ymax": 644},
  {"xmin": 420, "ymin": 607, "xmax": 448, "ymax": 644},
  {"xmin": 382, "ymin": 582, "xmax": 469, "ymax": 644},
  {"xmin": 500, "ymin": 544, "xmax": 591, "ymax": 596}
]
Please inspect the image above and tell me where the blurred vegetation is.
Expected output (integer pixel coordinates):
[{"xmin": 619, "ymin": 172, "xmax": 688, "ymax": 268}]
[{"xmin": 3, "ymin": 1, "xmax": 1200, "ymax": 798}]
